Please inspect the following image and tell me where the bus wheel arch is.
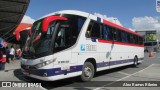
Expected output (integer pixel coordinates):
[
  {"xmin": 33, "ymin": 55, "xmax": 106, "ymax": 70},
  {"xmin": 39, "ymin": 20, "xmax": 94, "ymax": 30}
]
[
  {"xmin": 85, "ymin": 58, "xmax": 97, "ymax": 73},
  {"xmin": 80, "ymin": 58, "xmax": 96, "ymax": 81}
]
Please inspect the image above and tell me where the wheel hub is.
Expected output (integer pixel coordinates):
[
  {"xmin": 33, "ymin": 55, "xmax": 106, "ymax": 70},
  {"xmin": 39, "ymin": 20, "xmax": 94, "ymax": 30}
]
[{"xmin": 84, "ymin": 67, "xmax": 92, "ymax": 77}]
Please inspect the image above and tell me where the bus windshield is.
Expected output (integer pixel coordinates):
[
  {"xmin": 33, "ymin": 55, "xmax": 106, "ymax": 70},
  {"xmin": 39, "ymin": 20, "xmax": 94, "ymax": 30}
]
[
  {"xmin": 22, "ymin": 19, "xmax": 59, "ymax": 59},
  {"xmin": 22, "ymin": 14, "xmax": 86, "ymax": 59}
]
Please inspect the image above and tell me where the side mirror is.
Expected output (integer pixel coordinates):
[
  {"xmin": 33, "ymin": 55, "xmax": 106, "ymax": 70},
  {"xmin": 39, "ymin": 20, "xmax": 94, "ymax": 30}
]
[{"xmin": 42, "ymin": 16, "xmax": 68, "ymax": 33}]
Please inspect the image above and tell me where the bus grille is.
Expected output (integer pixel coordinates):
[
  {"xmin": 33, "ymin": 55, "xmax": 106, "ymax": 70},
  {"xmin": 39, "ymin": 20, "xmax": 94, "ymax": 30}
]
[{"xmin": 21, "ymin": 64, "xmax": 37, "ymax": 70}]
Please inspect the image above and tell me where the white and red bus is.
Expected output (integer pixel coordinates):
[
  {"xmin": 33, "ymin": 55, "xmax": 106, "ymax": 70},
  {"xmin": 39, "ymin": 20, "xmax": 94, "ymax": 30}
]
[{"xmin": 21, "ymin": 10, "xmax": 144, "ymax": 81}]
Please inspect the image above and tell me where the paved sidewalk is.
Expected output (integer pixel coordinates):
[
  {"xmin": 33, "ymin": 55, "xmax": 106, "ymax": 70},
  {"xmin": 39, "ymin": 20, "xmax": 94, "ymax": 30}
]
[
  {"xmin": 1, "ymin": 58, "xmax": 160, "ymax": 90},
  {"xmin": 96, "ymin": 64, "xmax": 160, "ymax": 90},
  {"xmin": 0, "ymin": 60, "xmax": 21, "ymax": 81},
  {"xmin": 0, "ymin": 60, "xmax": 44, "ymax": 90}
]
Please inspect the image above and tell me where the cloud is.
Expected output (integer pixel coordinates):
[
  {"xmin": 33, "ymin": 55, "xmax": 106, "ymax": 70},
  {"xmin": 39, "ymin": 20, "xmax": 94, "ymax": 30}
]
[
  {"xmin": 132, "ymin": 16, "xmax": 160, "ymax": 30},
  {"xmin": 94, "ymin": 12, "xmax": 123, "ymax": 26},
  {"xmin": 129, "ymin": 28, "xmax": 135, "ymax": 31},
  {"xmin": 21, "ymin": 15, "xmax": 35, "ymax": 24}
]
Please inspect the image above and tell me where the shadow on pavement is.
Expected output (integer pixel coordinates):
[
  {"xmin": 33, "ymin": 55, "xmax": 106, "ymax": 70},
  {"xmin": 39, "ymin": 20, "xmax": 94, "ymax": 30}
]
[
  {"xmin": 94, "ymin": 65, "xmax": 138, "ymax": 77},
  {"xmin": 13, "ymin": 69, "xmax": 78, "ymax": 89},
  {"xmin": 13, "ymin": 69, "xmax": 30, "ymax": 82}
]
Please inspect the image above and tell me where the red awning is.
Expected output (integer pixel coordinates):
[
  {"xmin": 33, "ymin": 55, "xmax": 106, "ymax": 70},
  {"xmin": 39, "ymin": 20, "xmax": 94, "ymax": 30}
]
[{"xmin": 14, "ymin": 23, "xmax": 32, "ymax": 41}]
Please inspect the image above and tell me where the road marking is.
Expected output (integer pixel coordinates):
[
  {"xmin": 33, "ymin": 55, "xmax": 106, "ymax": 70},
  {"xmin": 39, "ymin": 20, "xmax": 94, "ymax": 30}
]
[
  {"xmin": 40, "ymin": 86, "xmax": 47, "ymax": 90},
  {"xmin": 117, "ymin": 71, "xmax": 130, "ymax": 76},
  {"xmin": 93, "ymin": 64, "xmax": 154, "ymax": 90}
]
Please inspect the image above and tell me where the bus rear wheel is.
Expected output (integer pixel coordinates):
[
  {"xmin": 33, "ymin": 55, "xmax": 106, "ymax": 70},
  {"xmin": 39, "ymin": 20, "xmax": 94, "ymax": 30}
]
[
  {"xmin": 80, "ymin": 62, "xmax": 95, "ymax": 81},
  {"xmin": 133, "ymin": 56, "xmax": 138, "ymax": 67}
]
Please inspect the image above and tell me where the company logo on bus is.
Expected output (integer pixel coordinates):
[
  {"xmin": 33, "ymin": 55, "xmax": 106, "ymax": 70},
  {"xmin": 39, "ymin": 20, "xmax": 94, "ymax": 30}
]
[
  {"xmin": 80, "ymin": 44, "xmax": 85, "ymax": 51},
  {"xmin": 80, "ymin": 44, "xmax": 97, "ymax": 51}
]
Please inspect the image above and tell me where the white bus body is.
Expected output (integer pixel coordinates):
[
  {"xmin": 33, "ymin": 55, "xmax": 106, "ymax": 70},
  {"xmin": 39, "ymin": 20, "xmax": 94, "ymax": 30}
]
[{"xmin": 21, "ymin": 10, "xmax": 144, "ymax": 81}]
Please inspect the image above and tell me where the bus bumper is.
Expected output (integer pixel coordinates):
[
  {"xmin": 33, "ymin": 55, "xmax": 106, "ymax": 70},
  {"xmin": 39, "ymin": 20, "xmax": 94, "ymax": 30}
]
[{"xmin": 21, "ymin": 65, "xmax": 83, "ymax": 81}]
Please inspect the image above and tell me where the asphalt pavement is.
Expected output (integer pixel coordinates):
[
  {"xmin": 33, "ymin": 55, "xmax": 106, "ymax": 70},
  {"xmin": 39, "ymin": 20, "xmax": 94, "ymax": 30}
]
[{"xmin": 0, "ymin": 52, "xmax": 160, "ymax": 90}]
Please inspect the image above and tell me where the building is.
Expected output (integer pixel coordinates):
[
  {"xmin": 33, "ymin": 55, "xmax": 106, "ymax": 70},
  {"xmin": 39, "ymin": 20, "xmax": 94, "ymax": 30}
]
[{"xmin": 136, "ymin": 29, "xmax": 160, "ymax": 52}]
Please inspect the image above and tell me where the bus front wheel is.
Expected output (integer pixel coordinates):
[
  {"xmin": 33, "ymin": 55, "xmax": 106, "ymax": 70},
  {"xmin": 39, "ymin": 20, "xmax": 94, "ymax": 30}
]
[{"xmin": 80, "ymin": 62, "xmax": 95, "ymax": 81}]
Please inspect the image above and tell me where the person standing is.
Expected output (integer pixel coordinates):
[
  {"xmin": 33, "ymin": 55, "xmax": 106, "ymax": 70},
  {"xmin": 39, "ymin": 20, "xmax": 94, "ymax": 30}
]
[
  {"xmin": 5, "ymin": 47, "xmax": 10, "ymax": 63},
  {"xmin": 16, "ymin": 48, "xmax": 21, "ymax": 59},
  {"xmin": 0, "ymin": 47, "xmax": 6, "ymax": 70},
  {"xmin": 0, "ymin": 48, "xmax": 3, "ymax": 70},
  {"xmin": 9, "ymin": 45, "xmax": 15, "ymax": 62}
]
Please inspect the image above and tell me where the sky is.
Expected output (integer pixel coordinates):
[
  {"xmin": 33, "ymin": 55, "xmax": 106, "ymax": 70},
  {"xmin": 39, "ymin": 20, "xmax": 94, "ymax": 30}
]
[{"xmin": 22, "ymin": 0, "xmax": 160, "ymax": 31}]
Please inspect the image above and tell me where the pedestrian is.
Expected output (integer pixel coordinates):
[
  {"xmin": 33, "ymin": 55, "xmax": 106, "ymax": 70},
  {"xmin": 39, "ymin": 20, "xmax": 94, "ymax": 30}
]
[
  {"xmin": 16, "ymin": 48, "xmax": 21, "ymax": 59},
  {"xmin": 0, "ymin": 47, "xmax": 6, "ymax": 70},
  {"xmin": 5, "ymin": 47, "xmax": 10, "ymax": 63},
  {"xmin": 9, "ymin": 45, "xmax": 15, "ymax": 62},
  {"xmin": 0, "ymin": 49, "xmax": 3, "ymax": 70}
]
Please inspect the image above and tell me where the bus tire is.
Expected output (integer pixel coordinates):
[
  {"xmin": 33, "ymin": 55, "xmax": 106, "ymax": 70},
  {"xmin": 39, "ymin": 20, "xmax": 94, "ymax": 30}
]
[
  {"xmin": 133, "ymin": 56, "xmax": 138, "ymax": 67},
  {"xmin": 80, "ymin": 62, "xmax": 95, "ymax": 82}
]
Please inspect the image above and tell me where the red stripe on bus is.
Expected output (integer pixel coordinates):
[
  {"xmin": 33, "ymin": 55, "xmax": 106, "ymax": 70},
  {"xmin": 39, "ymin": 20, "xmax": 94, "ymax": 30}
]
[
  {"xmin": 98, "ymin": 39, "xmax": 144, "ymax": 47},
  {"xmin": 103, "ymin": 20, "xmax": 142, "ymax": 37}
]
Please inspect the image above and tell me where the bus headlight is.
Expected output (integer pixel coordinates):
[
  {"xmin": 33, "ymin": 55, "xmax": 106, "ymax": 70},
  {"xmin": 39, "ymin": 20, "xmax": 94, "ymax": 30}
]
[{"xmin": 35, "ymin": 58, "xmax": 56, "ymax": 68}]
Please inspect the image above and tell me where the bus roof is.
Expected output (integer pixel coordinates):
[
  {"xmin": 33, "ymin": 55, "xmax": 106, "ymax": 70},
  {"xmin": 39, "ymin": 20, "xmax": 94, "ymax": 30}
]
[
  {"xmin": 136, "ymin": 29, "xmax": 157, "ymax": 32},
  {"xmin": 40, "ymin": 10, "xmax": 90, "ymax": 19},
  {"xmin": 40, "ymin": 10, "xmax": 142, "ymax": 37}
]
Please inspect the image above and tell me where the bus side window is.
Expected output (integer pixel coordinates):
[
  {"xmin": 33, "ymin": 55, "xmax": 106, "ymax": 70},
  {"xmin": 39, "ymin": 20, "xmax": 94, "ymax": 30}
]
[
  {"xmin": 117, "ymin": 30, "xmax": 122, "ymax": 42},
  {"xmin": 134, "ymin": 35, "xmax": 138, "ymax": 44},
  {"xmin": 86, "ymin": 21, "xmax": 93, "ymax": 38},
  {"xmin": 100, "ymin": 24, "xmax": 103, "ymax": 39},
  {"xmin": 54, "ymin": 23, "xmax": 71, "ymax": 52},
  {"xmin": 139, "ymin": 37, "xmax": 143, "ymax": 45},
  {"xmin": 86, "ymin": 30, "xmax": 91, "ymax": 38},
  {"xmin": 90, "ymin": 22, "xmax": 101, "ymax": 38},
  {"xmin": 135, "ymin": 36, "xmax": 138, "ymax": 44},
  {"xmin": 86, "ymin": 20, "xmax": 101, "ymax": 38},
  {"xmin": 121, "ymin": 31, "xmax": 126, "ymax": 42},
  {"xmin": 113, "ymin": 29, "xmax": 117, "ymax": 41},
  {"xmin": 127, "ymin": 33, "xmax": 131, "ymax": 43},
  {"xmin": 130, "ymin": 34, "xmax": 134, "ymax": 44},
  {"xmin": 113, "ymin": 28, "xmax": 120, "ymax": 41},
  {"xmin": 103, "ymin": 26, "xmax": 113, "ymax": 40},
  {"xmin": 72, "ymin": 17, "xmax": 85, "ymax": 44},
  {"xmin": 103, "ymin": 26, "xmax": 109, "ymax": 40},
  {"xmin": 55, "ymin": 27, "xmax": 67, "ymax": 48}
]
